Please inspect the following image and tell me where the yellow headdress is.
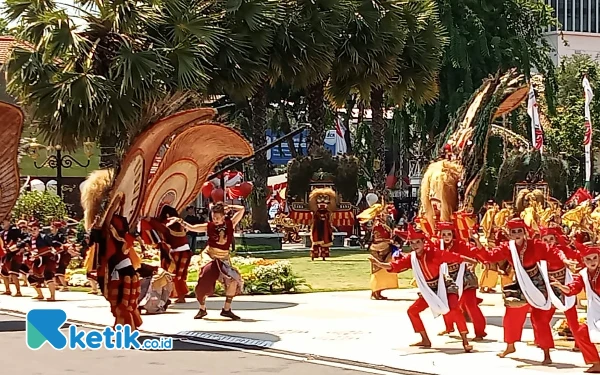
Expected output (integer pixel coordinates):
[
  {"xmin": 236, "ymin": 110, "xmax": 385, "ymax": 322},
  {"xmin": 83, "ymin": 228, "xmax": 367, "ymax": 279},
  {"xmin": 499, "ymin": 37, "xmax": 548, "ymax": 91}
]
[{"xmin": 357, "ymin": 204, "xmax": 384, "ymax": 224}]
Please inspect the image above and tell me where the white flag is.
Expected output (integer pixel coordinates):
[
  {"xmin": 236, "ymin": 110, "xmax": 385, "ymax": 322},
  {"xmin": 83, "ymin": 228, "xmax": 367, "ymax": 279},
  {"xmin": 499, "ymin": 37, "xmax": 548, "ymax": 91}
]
[
  {"xmin": 334, "ymin": 117, "xmax": 348, "ymax": 155},
  {"xmin": 583, "ymin": 76, "xmax": 594, "ymax": 183},
  {"xmin": 527, "ymin": 84, "xmax": 544, "ymax": 152}
]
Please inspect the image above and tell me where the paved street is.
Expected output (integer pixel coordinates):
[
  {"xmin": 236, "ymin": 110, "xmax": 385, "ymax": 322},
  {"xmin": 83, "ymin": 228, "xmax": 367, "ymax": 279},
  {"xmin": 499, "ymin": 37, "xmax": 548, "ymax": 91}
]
[
  {"xmin": 0, "ymin": 313, "xmax": 400, "ymax": 375},
  {"xmin": 0, "ymin": 288, "xmax": 591, "ymax": 375}
]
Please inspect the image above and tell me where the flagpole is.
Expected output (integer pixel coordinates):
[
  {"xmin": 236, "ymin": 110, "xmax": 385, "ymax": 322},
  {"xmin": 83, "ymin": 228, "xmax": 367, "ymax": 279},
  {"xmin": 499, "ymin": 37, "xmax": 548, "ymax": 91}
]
[{"xmin": 583, "ymin": 74, "xmax": 594, "ymax": 190}]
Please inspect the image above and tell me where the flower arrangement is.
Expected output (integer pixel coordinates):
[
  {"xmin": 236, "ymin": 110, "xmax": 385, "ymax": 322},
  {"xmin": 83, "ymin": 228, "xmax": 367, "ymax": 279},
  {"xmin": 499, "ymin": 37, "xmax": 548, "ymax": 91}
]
[{"xmin": 187, "ymin": 255, "xmax": 309, "ymax": 295}]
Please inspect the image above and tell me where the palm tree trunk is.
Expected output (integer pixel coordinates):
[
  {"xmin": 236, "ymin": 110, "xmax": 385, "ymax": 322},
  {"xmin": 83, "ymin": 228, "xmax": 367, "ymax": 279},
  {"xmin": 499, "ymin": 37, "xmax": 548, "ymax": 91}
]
[
  {"xmin": 280, "ymin": 105, "xmax": 297, "ymax": 158},
  {"xmin": 343, "ymin": 95, "xmax": 355, "ymax": 154},
  {"xmin": 306, "ymin": 81, "xmax": 326, "ymax": 155},
  {"xmin": 250, "ymin": 81, "xmax": 272, "ymax": 233},
  {"xmin": 370, "ymin": 87, "xmax": 386, "ymax": 193}
]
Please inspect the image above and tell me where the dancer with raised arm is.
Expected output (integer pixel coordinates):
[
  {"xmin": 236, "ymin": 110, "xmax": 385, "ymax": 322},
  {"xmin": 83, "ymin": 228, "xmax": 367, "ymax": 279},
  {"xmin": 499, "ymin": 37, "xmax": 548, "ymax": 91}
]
[
  {"xmin": 368, "ymin": 224, "xmax": 477, "ymax": 352},
  {"xmin": 433, "ymin": 222, "xmax": 487, "ymax": 340},
  {"xmin": 184, "ymin": 203, "xmax": 245, "ymax": 320},
  {"xmin": 473, "ymin": 218, "xmax": 574, "ymax": 365}
]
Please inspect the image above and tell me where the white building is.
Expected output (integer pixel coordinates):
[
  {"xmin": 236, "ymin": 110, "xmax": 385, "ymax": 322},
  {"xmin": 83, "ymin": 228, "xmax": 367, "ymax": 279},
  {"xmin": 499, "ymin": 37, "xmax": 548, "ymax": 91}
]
[{"xmin": 544, "ymin": 0, "xmax": 600, "ymax": 63}]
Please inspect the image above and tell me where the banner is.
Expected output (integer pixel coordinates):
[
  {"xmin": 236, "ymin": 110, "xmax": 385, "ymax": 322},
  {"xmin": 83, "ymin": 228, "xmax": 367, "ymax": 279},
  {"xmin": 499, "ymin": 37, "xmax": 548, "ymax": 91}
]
[
  {"xmin": 526, "ymin": 84, "xmax": 544, "ymax": 152},
  {"xmin": 583, "ymin": 76, "xmax": 594, "ymax": 186}
]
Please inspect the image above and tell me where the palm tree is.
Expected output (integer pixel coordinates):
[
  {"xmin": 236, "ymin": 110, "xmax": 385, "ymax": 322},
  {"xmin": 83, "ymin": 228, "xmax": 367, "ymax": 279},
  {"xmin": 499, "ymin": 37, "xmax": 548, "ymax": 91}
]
[
  {"xmin": 328, "ymin": 0, "xmax": 446, "ymax": 192},
  {"xmin": 5, "ymin": 0, "xmax": 223, "ymax": 167},
  {"xmin": 208, "ymin": 0, "xmax": 284, "ymax": 232},
  {"xmin": 270, "ymin": 0, "xmax": 344, "ymax": 155}
]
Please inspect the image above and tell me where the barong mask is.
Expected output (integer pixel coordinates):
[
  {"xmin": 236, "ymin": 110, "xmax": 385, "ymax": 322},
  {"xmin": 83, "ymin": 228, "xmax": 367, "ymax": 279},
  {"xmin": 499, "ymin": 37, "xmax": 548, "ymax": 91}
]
[{"xmin": 308, "ymin": 188, "xmax": 337, "ymax": 213}]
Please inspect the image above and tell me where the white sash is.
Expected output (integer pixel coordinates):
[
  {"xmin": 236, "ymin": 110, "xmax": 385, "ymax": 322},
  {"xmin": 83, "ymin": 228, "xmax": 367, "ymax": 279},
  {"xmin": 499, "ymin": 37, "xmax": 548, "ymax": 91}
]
[
  {"xmin": 411, "ymin": 252, "xmax": 450, "ymax": 318},
  {"xmin": 172, "ymin": 244, "xmax": 190, "ymax": 252},
  {"xmin": 111, "ymin": 258, "xmax": 132, "ymax": 281},
  {"xmin": 581, "ymin": 268, "xmax": 600, "ymax": 343},
  {"xmin": 508, "ymin": 240, "xmax": 552, "ymax": 310},
  {"xmin": 539, "ymin": 261, "xmax": 576, "ymax": 311},
  {"xmin": 439, "ymin": 241, "xmax": 467, "ymax": 298}
]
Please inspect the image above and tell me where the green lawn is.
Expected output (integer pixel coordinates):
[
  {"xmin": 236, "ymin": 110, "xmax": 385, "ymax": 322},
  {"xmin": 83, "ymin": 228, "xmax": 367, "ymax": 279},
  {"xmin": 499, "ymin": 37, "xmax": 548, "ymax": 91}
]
[
  {"xmin": 249, "ymin": 249, "xmax": 415, "ymax": 292},
  {"xmin": 68, "ymin": 250, "xmax": 418, "ymax": 294}
]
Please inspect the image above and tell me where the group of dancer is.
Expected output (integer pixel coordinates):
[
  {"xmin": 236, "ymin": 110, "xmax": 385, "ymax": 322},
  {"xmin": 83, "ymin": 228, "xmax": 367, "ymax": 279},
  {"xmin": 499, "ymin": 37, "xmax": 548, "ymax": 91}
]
[
  {"xmin": 0, "ymin": 202, "xmax": 247, "ymax": 328},
  {"xmin": 0, "ymin": 218, "xmax": 77, "ymax": 301},
  {"xmin": 362, "ymin": 199, "xmax": 600, "ymax": 373}
]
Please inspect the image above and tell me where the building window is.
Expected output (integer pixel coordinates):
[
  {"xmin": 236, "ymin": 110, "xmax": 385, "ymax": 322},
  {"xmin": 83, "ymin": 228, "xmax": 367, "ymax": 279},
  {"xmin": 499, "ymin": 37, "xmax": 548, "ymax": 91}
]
[
  {"xmin": 575, "ymin": 0, "xmax": 581, "ymax": 31},
  {"xmin": 593, "ymin": 0, "xmax": 598, "ymax": 32},
  {"xmin": 551, "ymin": 0, "xmax": 559, "ymax": 31},
  {"xmin": 557, "ymin": 0, "xmax": 566, "ymax": 29},
  {"xmin": 584, "ymin": 0, "xmax": 589, "ymax": 31},
  {"xmin": 567, "ymin": 0, "xmax": 574, "ymax": 31},
  {"xmin": 554, "ymin": 0, "xmax": 600, "ymax": 33}
]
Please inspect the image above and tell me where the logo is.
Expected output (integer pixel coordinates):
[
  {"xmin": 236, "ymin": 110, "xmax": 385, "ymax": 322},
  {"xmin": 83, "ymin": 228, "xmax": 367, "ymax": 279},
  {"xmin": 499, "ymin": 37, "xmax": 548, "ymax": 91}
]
[{"xmin": 26, "ymin": 309, "xmax": 172, "ymax": 350}]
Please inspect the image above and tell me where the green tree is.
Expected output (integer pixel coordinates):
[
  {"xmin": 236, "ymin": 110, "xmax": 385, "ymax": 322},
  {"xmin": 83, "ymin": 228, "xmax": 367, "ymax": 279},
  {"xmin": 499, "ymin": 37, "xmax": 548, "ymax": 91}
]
[
  {"xmin": 12, "ymin": 191, "xmax": 67, "ymax": 224},
  {"xmin": 208, "ymin": 0, "xmax": 283, "ymax": 232},
  {"xmin": 544, "ymin": 54, "xmax": 600, "ymax": 189},
  {"xmin": 396, "ymin": 0, "xmax": 557, "ymax": 166},
  {"xmin": 328, "ymin": 0, "xmax": 446, "ymax": 192},
  {"xmin": 4, "ymin": 0, "xmax": 223, "ymax": 166}
]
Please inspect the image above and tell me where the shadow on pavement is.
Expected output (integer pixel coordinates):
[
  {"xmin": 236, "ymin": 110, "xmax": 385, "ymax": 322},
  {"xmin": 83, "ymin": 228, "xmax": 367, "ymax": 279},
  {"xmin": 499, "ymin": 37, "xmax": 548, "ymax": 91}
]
[
  {"xmin": 485, "ymin": 316, "xmax": 562, "ymax": 329},
  {"xmin": 0, "ymin": 319, "xmax": 25, "ymax": 332},
  {"xmin": 511, "ymin": 357, "xmax": 581, "ymax": 370},
  {"xmin": 170, "ymin": 300, "xmax": 298, "ymax": 310}
]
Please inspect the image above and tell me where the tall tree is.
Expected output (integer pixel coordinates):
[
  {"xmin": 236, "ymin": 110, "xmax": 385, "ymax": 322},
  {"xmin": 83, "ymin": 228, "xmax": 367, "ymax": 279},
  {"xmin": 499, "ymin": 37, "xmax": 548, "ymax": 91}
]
[
  {"xmin": 209, "ymin": 0, "xmax": 282, "ymax": 232},
  {"xmin": 5, "ymin": 0, "xmax": 223, "ymax": 167},
  {"xmin": 401, "ymin": 0, "xmax": 556, "ymax": 155},
  {"xmin": 328, "ymin": 0, "xmax": 446, "ymax": 192},
  {"xmin": 273, "ymin": 0, "xmax": 344, "ymax": 155}
]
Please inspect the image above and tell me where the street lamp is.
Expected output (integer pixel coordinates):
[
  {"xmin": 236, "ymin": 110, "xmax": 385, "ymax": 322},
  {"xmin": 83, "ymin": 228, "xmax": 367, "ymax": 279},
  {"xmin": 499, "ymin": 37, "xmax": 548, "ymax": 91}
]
[{"xmin": 28, "ymin": 141, "xmax": 95, "ymax": 198}]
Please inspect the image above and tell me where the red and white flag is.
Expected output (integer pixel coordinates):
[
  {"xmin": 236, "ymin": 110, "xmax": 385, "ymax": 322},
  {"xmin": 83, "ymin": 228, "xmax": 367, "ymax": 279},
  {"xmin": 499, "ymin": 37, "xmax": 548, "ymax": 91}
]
[
  {"xmin": 583, "ymin": 75, "xmax": 594, "ymax": 184},
  {"xmin": 334, "ymin": 116, "xmax": 348, "ymax": 155},
  {"xmin": 526, "ymin": 84, "xmax": 544, "ymax": 152}
]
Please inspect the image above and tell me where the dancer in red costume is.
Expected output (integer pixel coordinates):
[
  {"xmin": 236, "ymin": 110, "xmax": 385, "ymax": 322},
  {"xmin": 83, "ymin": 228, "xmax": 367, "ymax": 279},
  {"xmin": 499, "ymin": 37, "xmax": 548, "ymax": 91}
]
[
  {"xmin": 26, "ymin": 220, "xmax": 62, "ymax": 301},
  {"xmin": 105, "ymin": 215, "xmax": 143, "ymax": 329},
  {"xmin": 473, "ymin": 218, "xmax": 574, "ymax": 365},
  {"xmin": 139, "ymin": 205, "xmax": 193, "ymax": 303},
  {"xmin": 369, "ymin": 225, "xmax": 477, "ymax": 352},
  {"xmin": 552, "ymin": 243, "xmax": 600, "ymax": 373},
  {"xmin": 540, "ymin": 225, "xmax": 583, "ymax": 349},
  {"xmin": 184, "ymin": 203, "xmax": 245, "ymax": 320},
  {"xmin": 434, "ymin": 222, "xmax": 487, "ymax": 340}
]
